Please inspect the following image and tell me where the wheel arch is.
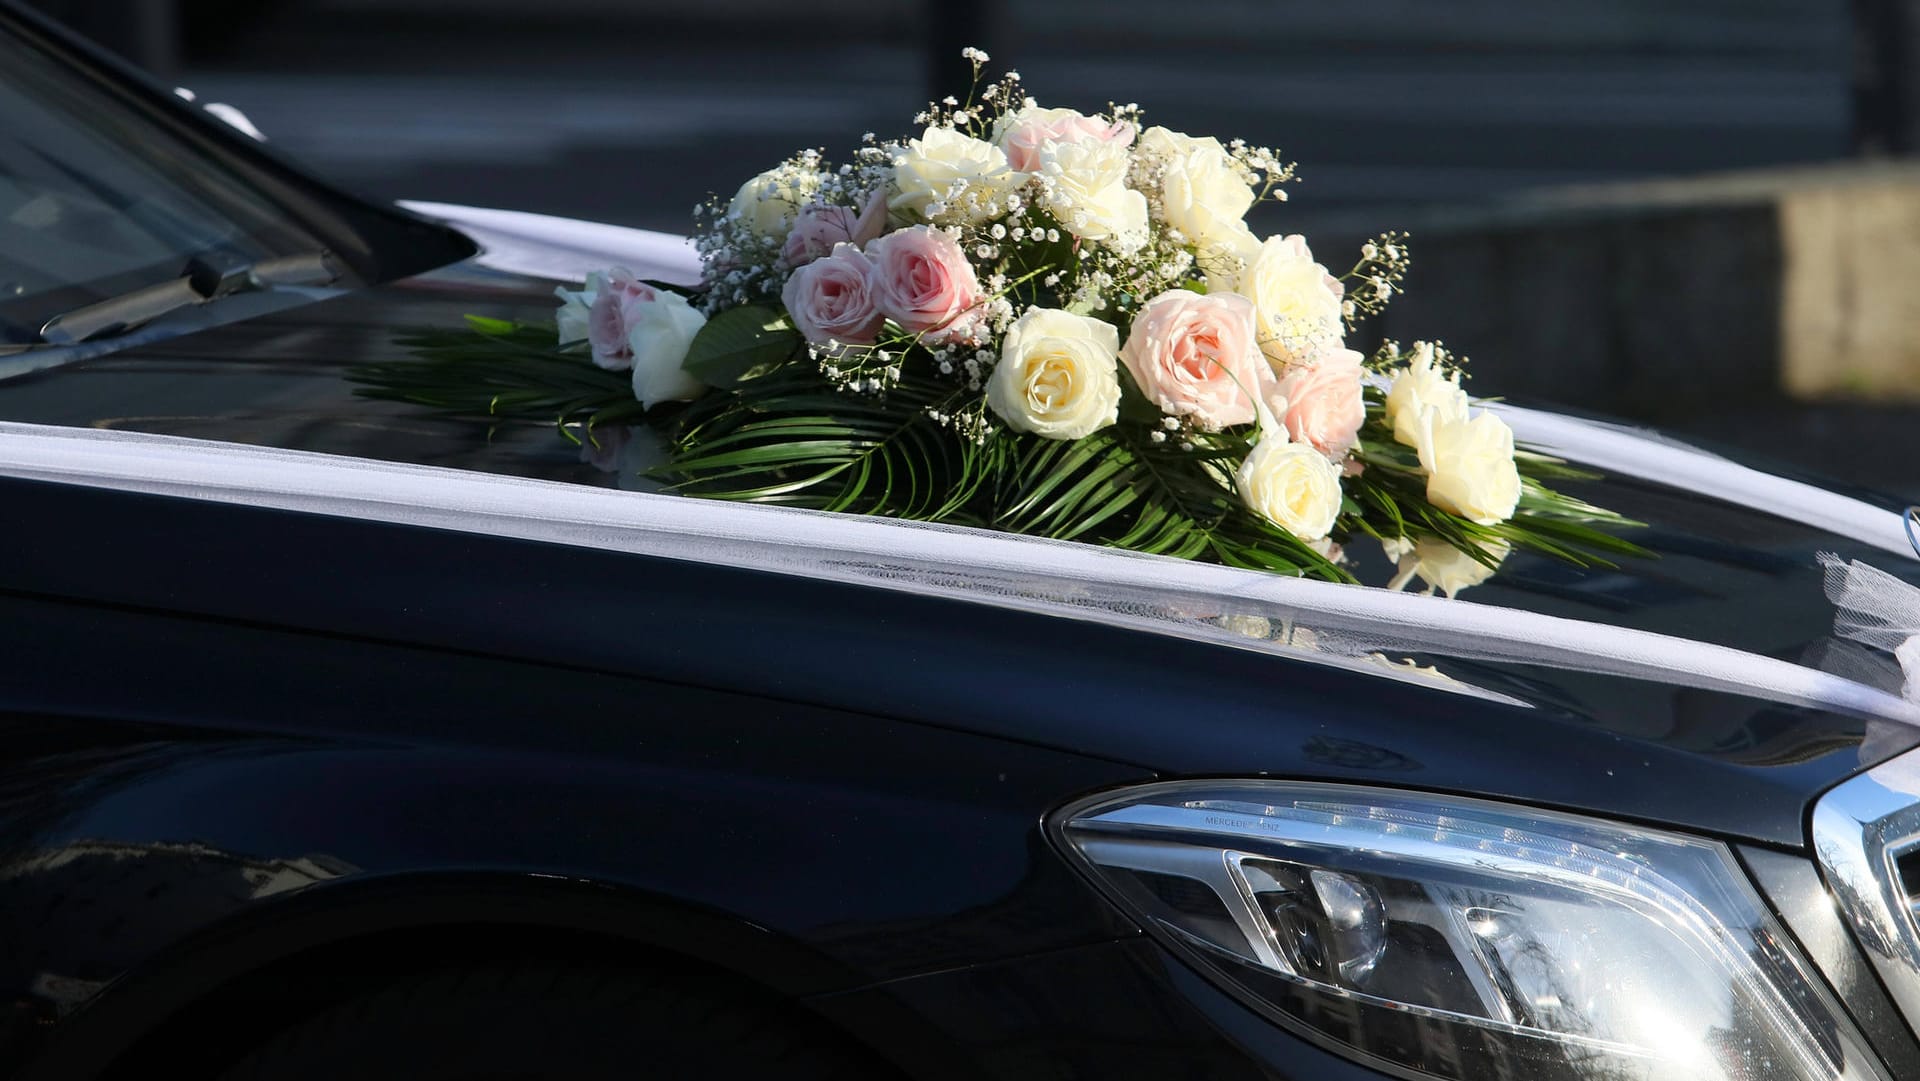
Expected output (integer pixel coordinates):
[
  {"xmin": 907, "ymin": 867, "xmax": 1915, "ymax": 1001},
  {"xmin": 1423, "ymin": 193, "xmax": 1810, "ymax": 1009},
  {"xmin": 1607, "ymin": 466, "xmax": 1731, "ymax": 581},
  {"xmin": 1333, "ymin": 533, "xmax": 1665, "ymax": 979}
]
[{"xmin": 20, "ymin": 870, "xmax": 933, "ymax": 1081}]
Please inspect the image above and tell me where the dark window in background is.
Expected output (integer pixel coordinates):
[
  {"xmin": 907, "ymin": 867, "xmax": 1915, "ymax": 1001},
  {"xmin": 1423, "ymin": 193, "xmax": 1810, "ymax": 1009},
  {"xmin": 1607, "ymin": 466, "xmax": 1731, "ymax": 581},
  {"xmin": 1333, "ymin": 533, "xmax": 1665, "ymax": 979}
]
[
  {"xmin": 1851, "ymin": 0, "xmax": 1919, "ymax": 153},
  {"xmin": 24, "ymin": 0, "xmax": 178, "ymax": 76}
]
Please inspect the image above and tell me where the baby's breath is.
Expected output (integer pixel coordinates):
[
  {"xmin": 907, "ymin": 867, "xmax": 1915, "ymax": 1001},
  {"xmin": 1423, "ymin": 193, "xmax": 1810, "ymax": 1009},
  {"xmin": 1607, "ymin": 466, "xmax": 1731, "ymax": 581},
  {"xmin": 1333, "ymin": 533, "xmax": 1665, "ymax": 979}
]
[{"xmin": 1338, "ymin": 230, "xmax": 1412, "ymax": 328}]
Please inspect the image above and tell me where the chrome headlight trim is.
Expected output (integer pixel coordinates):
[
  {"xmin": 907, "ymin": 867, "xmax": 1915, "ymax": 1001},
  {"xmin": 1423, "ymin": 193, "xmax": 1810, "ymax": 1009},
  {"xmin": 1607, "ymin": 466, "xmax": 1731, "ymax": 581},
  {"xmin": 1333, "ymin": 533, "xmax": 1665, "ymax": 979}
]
[{"xmin": 1812, "ymin": 745, "xmax": 1920, "ymax": 1031}]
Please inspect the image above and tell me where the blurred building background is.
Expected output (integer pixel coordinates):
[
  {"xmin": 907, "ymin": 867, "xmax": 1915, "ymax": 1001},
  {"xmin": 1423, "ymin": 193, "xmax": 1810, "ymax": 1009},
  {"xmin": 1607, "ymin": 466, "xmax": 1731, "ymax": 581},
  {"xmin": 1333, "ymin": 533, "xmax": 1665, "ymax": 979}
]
[
  {"xmin": 53, "ymin": 0, "xmax": 1882, "ymax": 231},
  {"xmin": 25, "ymin": 0, "xmax": 1920, "ymax": 497}
]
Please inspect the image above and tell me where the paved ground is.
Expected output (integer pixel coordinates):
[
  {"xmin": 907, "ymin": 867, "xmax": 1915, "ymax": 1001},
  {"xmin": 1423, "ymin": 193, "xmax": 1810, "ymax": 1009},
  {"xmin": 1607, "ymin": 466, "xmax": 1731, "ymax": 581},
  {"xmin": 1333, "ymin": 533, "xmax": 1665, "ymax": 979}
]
[{"xmin": 164, "ymin": 4, "xmax": 1920, "ymax": 501}]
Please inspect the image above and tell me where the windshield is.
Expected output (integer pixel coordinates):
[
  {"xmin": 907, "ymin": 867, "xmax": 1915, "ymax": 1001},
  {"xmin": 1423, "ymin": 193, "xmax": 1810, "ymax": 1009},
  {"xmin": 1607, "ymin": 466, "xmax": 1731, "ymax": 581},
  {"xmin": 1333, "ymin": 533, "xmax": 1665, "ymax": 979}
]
[{"xmin": 0, "ymin": 9, "xmax": 471, "ymax": 354}]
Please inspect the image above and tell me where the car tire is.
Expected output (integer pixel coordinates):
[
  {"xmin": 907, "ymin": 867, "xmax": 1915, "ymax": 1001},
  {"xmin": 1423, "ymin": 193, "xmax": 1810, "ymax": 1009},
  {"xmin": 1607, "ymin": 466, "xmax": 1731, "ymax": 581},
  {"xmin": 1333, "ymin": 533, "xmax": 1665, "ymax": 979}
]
[{"xmin": 213, "ymin": 960, "xmax": 888, "ymax": 1081}]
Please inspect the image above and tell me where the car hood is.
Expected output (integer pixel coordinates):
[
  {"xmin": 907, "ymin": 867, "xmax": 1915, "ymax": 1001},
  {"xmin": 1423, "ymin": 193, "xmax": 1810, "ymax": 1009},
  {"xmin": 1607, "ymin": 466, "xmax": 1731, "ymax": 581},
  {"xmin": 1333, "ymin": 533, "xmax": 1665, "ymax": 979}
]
[{"xmin": 1, "ymin": 202, "xmax": 1916, "ymax": 846}]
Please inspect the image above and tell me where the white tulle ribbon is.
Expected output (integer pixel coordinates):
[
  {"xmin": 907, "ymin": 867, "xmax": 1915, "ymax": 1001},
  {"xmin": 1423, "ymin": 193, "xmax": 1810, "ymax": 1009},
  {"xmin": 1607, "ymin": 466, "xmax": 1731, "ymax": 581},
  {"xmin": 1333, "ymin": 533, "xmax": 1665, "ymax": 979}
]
[{"xmin": 1820, "ymin": 550, "xmax": 1920, "ymax": 702}]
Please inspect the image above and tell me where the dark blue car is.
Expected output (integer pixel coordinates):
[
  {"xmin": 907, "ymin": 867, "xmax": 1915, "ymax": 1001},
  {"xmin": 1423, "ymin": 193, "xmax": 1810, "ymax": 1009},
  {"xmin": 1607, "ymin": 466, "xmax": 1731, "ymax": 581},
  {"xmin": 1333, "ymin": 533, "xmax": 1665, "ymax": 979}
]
[{"xmin": 3, "ymin": 5, "xmax": 1920, "ymax": 1080}]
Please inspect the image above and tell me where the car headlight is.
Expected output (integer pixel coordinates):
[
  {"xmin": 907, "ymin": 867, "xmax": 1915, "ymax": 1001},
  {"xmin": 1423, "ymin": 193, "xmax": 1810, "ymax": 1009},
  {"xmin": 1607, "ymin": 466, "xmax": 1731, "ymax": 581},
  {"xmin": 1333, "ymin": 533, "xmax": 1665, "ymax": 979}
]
[{"xmin": 1052, "ymin": 781, "xmax": 1887, "ymax": 1081}]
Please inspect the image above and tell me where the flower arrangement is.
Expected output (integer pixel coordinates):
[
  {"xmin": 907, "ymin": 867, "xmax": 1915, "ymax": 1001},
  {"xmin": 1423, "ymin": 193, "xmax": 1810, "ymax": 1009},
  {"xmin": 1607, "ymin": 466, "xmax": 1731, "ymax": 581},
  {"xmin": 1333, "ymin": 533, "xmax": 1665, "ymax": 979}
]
[{"xmin": 356, "ymin": 50, "xmax": 1644, "ymax": 593}]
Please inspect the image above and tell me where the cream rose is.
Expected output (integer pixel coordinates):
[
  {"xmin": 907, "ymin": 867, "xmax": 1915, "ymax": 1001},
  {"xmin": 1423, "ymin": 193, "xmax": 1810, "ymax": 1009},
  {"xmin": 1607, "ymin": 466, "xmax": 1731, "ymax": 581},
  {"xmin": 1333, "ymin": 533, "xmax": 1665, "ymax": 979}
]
[
  {"xmin": 890, "ymin": 126, "xmax": 1023, "ymax": 226},
  {"xmin": 1238, "ymin": 434, "xmax": 1344, "ymax": 542},
  {"xmin": 1412, "ymin": 409, "xmax": 1522, "ymax": 525},
  {"xmin": 985, "ymin": 307, "xmax": 1122, "ymax": 440},
  {"xmin": 622, "ymin": 288, "xmax": 707, "ymax": 409},
  {"xmin": 1035, "ymin": 135, "xmax": 1148, "ymax": 249},
  {"xmin": 1385, "ymin": 342, "xmax": 1470, "ymax": 447},
  {"xmin": 727, "ymin": 166, "xmax": 820, "ymax": 242},
  {"xmin": 1135, "ymin": 126, "xmax": 1255, "ymax": 250},
  {"xmin": 994, "ymin": 105, "xmax": 1133, "ymax": 173},
  {"xmin": 1198, "ymin": 222, "xmax": 1263, "ymax": 293},
  {"xmin": 1120, "ymin": 289, "xmax": 1268, "ymax": 430},
  {"xmin": 781, "ymin": 243, "xmax": 884, "ymax": 346},
  {"xmin": 1230, "ymin": 235, "xmax": 1346, "ymax": 369},
  {"xmin": 1270, "ymin": 348, "xmax": 1366, "ymax": 459}
]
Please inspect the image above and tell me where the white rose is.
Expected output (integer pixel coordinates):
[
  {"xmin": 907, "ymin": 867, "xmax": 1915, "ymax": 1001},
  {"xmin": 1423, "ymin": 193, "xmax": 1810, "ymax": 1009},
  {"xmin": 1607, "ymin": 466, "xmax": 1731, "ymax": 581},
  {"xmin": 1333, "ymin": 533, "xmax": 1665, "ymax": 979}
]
[
  {"xmin": 1229, "ymin": 235, "xmax": 1346, "ymax": 370},
  {"xmin": 626, "ymin": 290, "xmax": 708, "ymax": 409},
  {"xmin": 1036, "ymin": 136, "xmax": 1148, "ymax": 249},
  {"xmin": 1199, "ymin": 222, "xmax": 1263, "ymax": 292},
  {"xmin": 891, "ymin": 126, "xmax": 1024, "ymax": 226},
  {"xmin": 554, "ymin": 278, "xmax": 596, "ymax": 347},
  {"xmin": 1411, "ymin": 409, "xmax": 1522, "ymax": 525},
  {"xmin": 985, "ymin": 307, "xmax": 1122, "ymax": 440},
  {"xmin": 1135, "ymin": 126, "xmax": 1255, "ymax": 250},
  {"xmin": 1398, "ymin": 537, "xmax": 1510, "ymax": 598},
  {"xmin": 1385, "ymin": 342, "xmax": 1470, "ymax": 447},
  {"xmin": 1238, "ymin": 434, "xmax": 1343, "ymax": 542},
  {"xmin": 728, "ymin": 166, "xmax": 820, "ymax": 242}
]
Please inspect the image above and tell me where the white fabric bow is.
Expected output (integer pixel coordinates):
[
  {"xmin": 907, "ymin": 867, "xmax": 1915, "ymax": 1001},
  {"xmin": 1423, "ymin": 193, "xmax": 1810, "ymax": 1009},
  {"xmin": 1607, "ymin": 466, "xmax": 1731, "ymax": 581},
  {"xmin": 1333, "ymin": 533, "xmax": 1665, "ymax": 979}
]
[{"xmin": 1820, "ymin": 552, "xmax": 1920, "ymax": 702}]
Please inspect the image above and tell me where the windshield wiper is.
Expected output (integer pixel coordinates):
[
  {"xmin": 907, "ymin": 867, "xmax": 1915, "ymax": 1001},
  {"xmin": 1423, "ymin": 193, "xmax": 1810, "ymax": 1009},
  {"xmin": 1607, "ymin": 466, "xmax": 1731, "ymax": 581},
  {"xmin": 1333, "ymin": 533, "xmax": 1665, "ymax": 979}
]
[{"xmin": 37, "ymin": 249, "xmax": 342, "ymax": 346}]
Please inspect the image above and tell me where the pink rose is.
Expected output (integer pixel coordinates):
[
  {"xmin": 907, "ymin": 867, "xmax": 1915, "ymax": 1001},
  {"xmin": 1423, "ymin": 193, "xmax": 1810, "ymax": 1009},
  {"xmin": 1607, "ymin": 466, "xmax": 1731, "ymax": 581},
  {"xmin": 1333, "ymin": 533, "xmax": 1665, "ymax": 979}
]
[
  {"xmin": 1271, "ymin": 348, "xmax": 1367, "ymax": 459},
  {"xmin": 998, "ymin": 107, "xmax": 1134, "ymax": 173},
  {"xmin": 866, "ymin": 225, "xmax": 984, "ymax": 345},
  {"xmin": 781, "ymin": 189, "xmax": 889, "ymax": 268},
  {"xmin": 586, "ymin": 267, "xmax": 656, "ymax": 371},
  {"xmin": 781, "ymin": 243, "xmax": 885, "ymax": 346},
  {"xmin": 1120, "ymin": 289, "xmax": 1269, "ymax": 429}
]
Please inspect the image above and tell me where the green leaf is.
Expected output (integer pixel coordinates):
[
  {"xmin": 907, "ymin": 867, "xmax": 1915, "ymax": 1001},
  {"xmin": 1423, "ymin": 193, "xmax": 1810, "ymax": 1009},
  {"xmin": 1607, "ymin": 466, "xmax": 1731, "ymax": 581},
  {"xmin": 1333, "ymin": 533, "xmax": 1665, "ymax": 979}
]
[
  {"xmin": 464, "ymin": 314, "xmax": 522, "ymax": 337},
  {"xmin": 1514, "ymin": 447, "xmax": 1602, "ymax": 482},
  {"xmin": 658, "ymin": 366, "xmax": 985, "ymax": 521},
  {"xmin": 350, "ymin": 318, "xmax": 635, "ymax": 428},
  {"xmin": 680, "ymin": 305, "xmax": 803, "ymax": 389}
]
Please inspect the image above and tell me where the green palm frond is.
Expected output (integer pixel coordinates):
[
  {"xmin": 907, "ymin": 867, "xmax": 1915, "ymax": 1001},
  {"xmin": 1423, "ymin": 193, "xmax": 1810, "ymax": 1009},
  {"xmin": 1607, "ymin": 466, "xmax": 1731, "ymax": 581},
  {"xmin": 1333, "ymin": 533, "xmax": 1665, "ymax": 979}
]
[
  {"xmin": 353, "ymin": 318, "xmax": 634, "ymax": 427},
  {"xmin": 659, "ymin": 369, "xmax": 991, "ymax": 520},
  {"xmin": 660, "ymin": 364, "xmax": 1353, "ymax": 580},
  {"xmin": 1345, "ymin": 446, "xmax": 1652, "ymax": 571},
  {"xmin": 993, "ymin": 425, "xmax": 1353, "ymax": 581}
]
